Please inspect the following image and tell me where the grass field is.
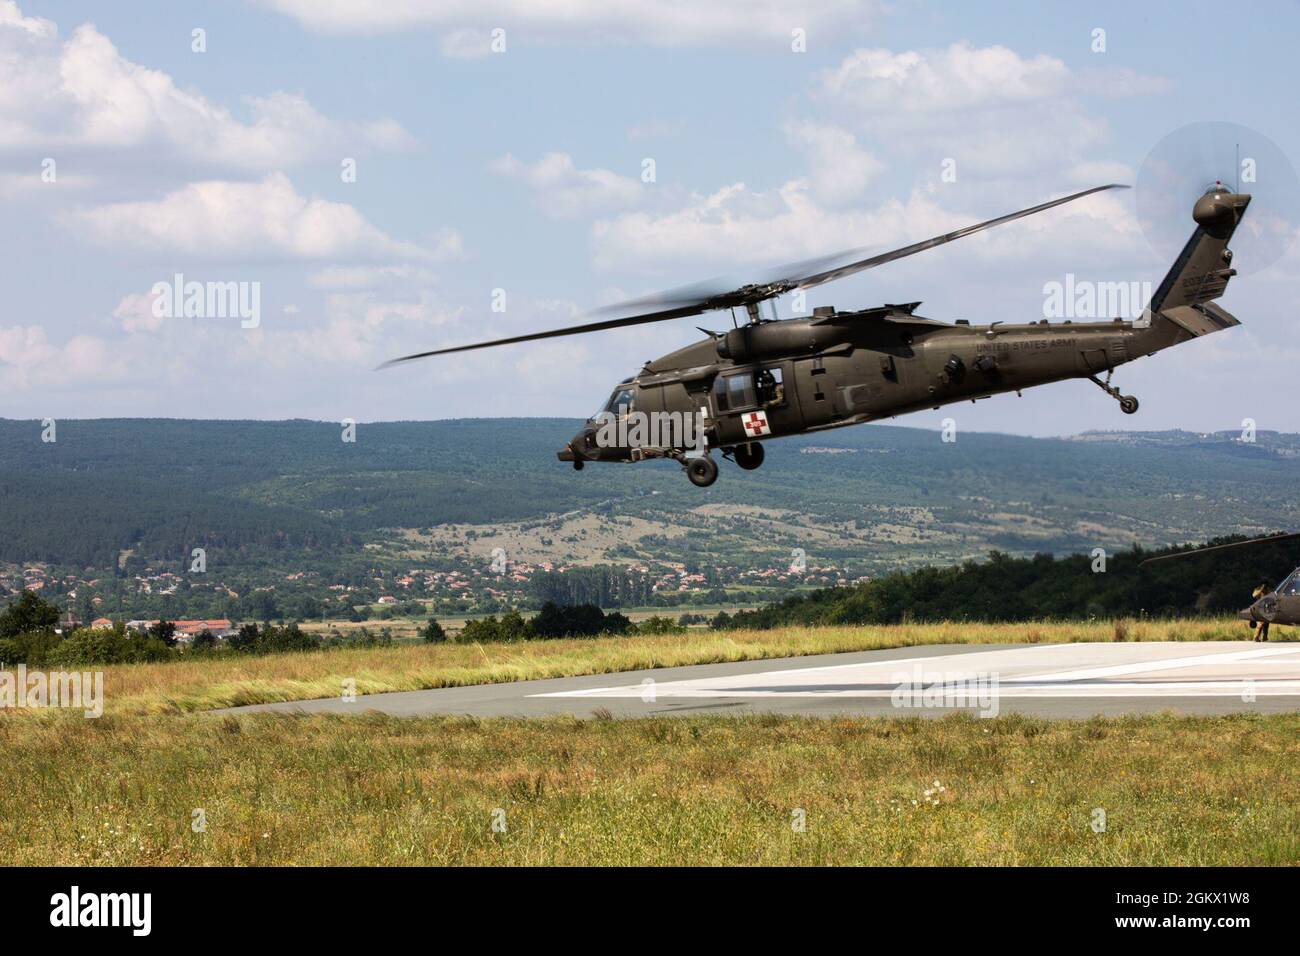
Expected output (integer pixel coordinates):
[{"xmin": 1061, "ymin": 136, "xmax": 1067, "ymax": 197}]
[
  {"xmin": 4, "ymin": 619, "xmax": 1293, "ymax": 866},
  {"xmin": 22, "ymin": 616, "xmax": 1265, "ymax": 716},
  {"xmin": 1, "ymin": 710, "xmax": 1294, "ymax": 865}
]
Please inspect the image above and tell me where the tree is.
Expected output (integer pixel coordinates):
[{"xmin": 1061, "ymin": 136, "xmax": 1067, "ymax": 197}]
[
  {"xmin": 229, "ymin": 623, "xmax": 260, "ymax": 652},
  {"xmin": 149, "ymin": 620, "xmax": 178, "ymax": 648},
  {"xmin": 634, "ymin": 616, "xmax": 685, "ymax": 636},
  {"xmin": 421, "ymin": 618, "xmax": 447, "ymax": 644},
  {"xmin": 0, "ymin": 591, "xmax": 61, "ymax": 638}
]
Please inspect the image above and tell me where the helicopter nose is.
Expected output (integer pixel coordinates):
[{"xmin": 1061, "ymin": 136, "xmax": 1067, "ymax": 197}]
[{"xmin": 557, "ymin": 430, "xmax": 590, "ymax": 462}]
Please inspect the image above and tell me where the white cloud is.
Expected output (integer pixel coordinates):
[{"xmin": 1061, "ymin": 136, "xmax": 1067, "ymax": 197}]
[
  {"xmin": 439, "ymin": 28, "xmax": 495, "ymax": 59},
  {"xmin": 0, "ymin": 323, "xmax": 121, "ymax": 388},
  {"xmin": 592, "ymin": 178, "xmax": 1138, "ymax": 276},
  {"xmin": 251, "ymin": 291, "xmax": 463, "ymax": 367},
  {"xmin": 308, "ymin": 264, "xmax": 440, "ymax": 290},
  {"xmin": 69, "ymin": 172, "xmax": 449, "ymax": 261},
  {"xmin": 810, "ymin": 42, "xmax": 1166, "ymax": 181},
  {"xmin": 817, "ymin": 43, "xmax": 1069, "ymax": 113},
  {"xmin": 0, "ymin": 3, "xmax": 411, "ymax": 166},
  {"xmin": 258, "ymin": 0, "xmax": 876, "ymax": 46},
  {"xmin": 0, "ymin": 0, "xmax": 53, "ymax": 37},
  {"xmin": 782, "ymin": 120, "xmax": 883, "ymax": 204},
  {"xmin": 490, "ymin": 152, "xmax": 643, "ymax": 219},
  {"xmin": 112, "ymin": 289, "xmax": 166, "ymax": 333}
]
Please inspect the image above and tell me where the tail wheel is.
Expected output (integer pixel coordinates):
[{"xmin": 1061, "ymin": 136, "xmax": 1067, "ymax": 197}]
[
  {"xmin": 734, "ymin": 442, "xmax": 765, "ymax": 470},
  {"xmin": 1119, "ymin": 396, "xmax": 1139, "ymax": 415},
  {"xmin": 686, "ymin": 456, "xmax": 719, "ymax": 487}
]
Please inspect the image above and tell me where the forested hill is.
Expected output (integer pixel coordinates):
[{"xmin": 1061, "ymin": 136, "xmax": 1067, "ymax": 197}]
[
  {"xmin": 726, "ymin": 534, "xmax": 1300, "ymax": 627},
  {"xmin": 1, "ymin": 418, "xmax": 1297, "ymax": 571}
]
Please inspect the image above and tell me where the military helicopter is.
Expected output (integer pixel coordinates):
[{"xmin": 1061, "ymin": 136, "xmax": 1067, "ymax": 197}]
[
  {"xmin": 1141, "ymin": 532, "xmax": 1300, "ymax": 641},
  {"xmin": 384, "ymin": 182, "xmax": 1252, "ymax": 487}
]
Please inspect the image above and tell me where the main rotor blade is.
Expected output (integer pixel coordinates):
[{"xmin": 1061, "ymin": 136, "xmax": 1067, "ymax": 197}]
[
  {"xmin": 792, "ymin": 183, "xmax": 1128, "ymax": 291},
  {"xmin": 588, "ymin": 249, "xmax": 880, "ymax": 317},
  {"xmin": 376, "ymin": 300, "xmax": 710, "ymax": 368},
  {"xmin": 379, "ymin": 183, "xmax": 1126, "ymax": 367},
  {"xmin": 592, "ymin": 183, "xmax": 1128, "ymax": 318},
  {"xmin": 1140, "ymin": 531, "xmax": 1300, "ymax": 567}
]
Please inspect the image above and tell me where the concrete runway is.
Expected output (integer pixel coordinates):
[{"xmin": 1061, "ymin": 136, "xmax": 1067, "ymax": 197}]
[{"xmin": 221, "ymin": 641, "xmax": 1300, "ymax": 719}]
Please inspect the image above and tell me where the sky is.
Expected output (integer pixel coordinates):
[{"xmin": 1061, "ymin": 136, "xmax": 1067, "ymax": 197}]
[{"xmin": 2, "ymin": 0, "xmax": 1298, "ymax": 436}]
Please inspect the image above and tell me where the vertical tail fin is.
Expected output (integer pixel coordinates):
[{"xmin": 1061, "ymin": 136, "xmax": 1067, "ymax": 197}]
[
  {"xmin": 1142, "ymin": 186, "xmax": 1250, "ymax": 339},
  {"xmin": 1148, "ymin": 186, "xmax": 1250, "ymax": 312}
]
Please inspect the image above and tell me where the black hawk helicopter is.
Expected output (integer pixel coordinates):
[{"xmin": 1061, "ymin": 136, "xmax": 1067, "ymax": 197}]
[
  {"xmin": 1142, "ymin": 532, "xmax": 1300, "ymax": 641},
  {"xmin": 384, "ymin": 182, "xmax": 1252, "ymax": 487}
]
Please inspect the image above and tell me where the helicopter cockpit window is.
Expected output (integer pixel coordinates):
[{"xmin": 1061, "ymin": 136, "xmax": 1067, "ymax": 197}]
[
  {"xmin": 593, "ymin": 388, "xmax": 633, "ymax": 420},
  {"xmin": 1279, "ymin": 571, "xmax": 1300, "ymax": 595}
]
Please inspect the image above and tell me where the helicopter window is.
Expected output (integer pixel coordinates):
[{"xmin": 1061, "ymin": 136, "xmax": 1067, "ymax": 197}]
[
  {"xmin": 1279, "ymin": 571, "xmax": 1300, "ymax": 595},
  {"xmin": 595, "ymin": 388, "xmax": 634, "ymax": 419},
  {"xmin": 722, "ymin": 369, "xmax": 759, "ymax": 411},
  {"xmin": 757, "ymin": 367, "xmax": 785, "ymax": 406}
]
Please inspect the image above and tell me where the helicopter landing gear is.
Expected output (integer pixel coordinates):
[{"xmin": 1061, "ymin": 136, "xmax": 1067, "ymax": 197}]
[
  {"xmin": 684, "ymin": 455, "xmax": 719, "ymax": 488},
  {"xmin": 572, "ymin": 459, "xmax": 583, "ymax": 471},
  {"xmin": 1089, "ymin": 372, "xmax": 1139, "ymax": 415},
  {"xmin": 733, "ymin": 442, "xmax": 765, "ymax": 470}
]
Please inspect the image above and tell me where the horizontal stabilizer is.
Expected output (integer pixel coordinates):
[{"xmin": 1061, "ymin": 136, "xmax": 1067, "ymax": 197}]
[{"xmin": 1158, "ymin": 301, "xmax": 1241, "ymax": 337}]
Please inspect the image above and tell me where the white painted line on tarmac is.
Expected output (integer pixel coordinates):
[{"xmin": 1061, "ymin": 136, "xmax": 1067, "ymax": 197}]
[{"xmin": 533, "ymin": 642, "xmax": 1300, "ymax": 700}]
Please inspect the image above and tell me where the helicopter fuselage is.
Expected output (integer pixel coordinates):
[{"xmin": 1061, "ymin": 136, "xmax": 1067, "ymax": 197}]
[
  {"xmin": 1242, "ymin": 567, "xmax": 1300, "ymax": 629},
  {"xmin": 558, "ymin": 186, "xmax": 1250, "ymax": 486},
  {"xmin": 559, "ymin": 302, "xmax": 1217, "ymax": 466}
]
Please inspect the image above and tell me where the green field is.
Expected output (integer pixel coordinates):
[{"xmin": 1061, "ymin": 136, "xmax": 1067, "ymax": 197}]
[
  {"xmin": 2, "ymin": 710, "xmax": 1294, "ymax": 865},
  {"xmin": 2, "ymin": 620, "xmax": 1294, "ymax": 866}
]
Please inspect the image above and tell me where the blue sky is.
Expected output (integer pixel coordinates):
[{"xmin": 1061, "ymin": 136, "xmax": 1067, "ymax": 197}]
[{"xmin": 2, "ymin": 0, "xmax": 1298, "ymax": 435}]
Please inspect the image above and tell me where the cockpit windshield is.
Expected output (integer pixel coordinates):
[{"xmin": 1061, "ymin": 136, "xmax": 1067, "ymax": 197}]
[
  {"xmin": 591, "ymin": 387, "xmax": 633, "ymax": 420},
  {"xmin": 1278, "ymin": 570, "xmax": 1300, "ymax": 595}
]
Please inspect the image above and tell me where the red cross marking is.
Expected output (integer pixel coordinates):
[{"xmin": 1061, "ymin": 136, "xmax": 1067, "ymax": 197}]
[{"xmin": 742, "ymin": 412, "xmax": 768, "ymax": 436}]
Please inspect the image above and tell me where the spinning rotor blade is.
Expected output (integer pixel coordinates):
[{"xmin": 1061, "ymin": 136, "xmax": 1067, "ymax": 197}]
[
  {"xmin": 1140, "ymin": 531, "xmax": 1300, "ymax": 567},
  {"xmin": 594, "ymin": 183, "xmax": 1129, "ymax": 315},
  {"xmin": 376, "ymin": 300, "xmax": 712, "ymax": 367},
  {"xmin": 791, "ymin": 183, "xmax": 1128, "ymax": 291},
  {"xmin": 380, "ymin": 183, "xmax": 1125, "ymax": 368},
  {"xmin": 1135, "ymin": 121, "xmax": 1300, "ymax": 276}
]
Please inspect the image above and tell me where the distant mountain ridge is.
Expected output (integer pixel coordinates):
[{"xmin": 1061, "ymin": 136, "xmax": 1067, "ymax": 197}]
[{"xmin": 1, "ymin": 418, "xmax": 1297, "ymax": 574}]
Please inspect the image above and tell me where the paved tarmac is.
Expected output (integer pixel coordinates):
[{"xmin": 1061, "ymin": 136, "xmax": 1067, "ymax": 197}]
[{"xmin": 218, "ymin": 641, "xmax": 1300, "ymax": 719}]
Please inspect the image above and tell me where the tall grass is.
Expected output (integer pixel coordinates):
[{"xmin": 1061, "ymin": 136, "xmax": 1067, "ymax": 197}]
[{"xmin": 0, "ymin": 710, "xmax": 1293, "ymax": 865}]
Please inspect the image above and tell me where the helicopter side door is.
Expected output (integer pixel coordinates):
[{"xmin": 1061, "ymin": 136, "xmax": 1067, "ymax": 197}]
[
  {"xmin": 791, "ymin": 356, "xmax": 842, "ymax": 428},
  {"xmin": 709, "ymin": 363, "xmax": 801, "ymax": 445}
]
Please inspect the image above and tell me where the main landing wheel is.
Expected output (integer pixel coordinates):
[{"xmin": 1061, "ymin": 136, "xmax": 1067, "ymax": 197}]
[
  {"xmin": 734, "ymin": 441, "xmax": 765, "ymax": 470},
  {"xmin": 686, "ymin": 456, "xmax": 719, "ymax": 487},
  {"xmin": 1119, "ymin": 396, "xmax": 1140, "ymax": 415}
]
